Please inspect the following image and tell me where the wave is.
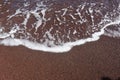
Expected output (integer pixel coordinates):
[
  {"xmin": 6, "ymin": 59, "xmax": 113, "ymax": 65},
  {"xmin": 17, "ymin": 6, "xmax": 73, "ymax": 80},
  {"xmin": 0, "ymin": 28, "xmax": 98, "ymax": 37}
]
[{"xmin": 0, "ymin": 0, "xmax": 120, "ymax": 53}]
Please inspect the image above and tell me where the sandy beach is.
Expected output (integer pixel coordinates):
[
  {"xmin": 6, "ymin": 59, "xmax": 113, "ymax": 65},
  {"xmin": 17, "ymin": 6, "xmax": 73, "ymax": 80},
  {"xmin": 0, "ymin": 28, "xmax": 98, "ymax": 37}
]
[
  {"xmin": 0, "ymin": 35, "xmax": 119, "ymax": 80},
  {"xmin": 0, "ymin": 0, "xmax": 120, "ymax": 80}
]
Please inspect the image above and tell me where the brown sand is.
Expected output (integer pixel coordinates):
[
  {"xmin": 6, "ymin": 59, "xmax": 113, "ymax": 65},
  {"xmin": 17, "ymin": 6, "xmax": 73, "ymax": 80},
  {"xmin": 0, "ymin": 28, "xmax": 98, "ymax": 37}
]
[{"xmin": 0, "ymin": 36, "xmax": 119, "ymax": 80}]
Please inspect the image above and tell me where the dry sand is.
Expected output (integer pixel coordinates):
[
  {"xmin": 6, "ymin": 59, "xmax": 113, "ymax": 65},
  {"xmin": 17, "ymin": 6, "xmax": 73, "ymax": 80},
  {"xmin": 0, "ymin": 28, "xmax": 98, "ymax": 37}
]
[{"xmin": 0, "ymin": 35, "xmax": 119, "ymax": 80}]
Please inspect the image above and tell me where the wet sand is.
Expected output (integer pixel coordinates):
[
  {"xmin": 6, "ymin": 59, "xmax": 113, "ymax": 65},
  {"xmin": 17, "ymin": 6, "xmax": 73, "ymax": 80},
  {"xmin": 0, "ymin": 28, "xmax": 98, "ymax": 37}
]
[{"xmin": 0, "ymin": 35, "xmax": 120, "ymax": 80}]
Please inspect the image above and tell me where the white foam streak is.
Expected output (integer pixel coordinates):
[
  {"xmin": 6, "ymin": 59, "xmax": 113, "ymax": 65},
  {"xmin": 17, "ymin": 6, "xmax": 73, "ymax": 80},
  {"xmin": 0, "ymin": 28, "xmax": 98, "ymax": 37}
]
[
  {"xmin": 104, "ymin": 29, "xmax": 120, "ymax": 38},
  {"xmin": 41, "ymin": 9, "xmax": 47, "ymax": 20},
  {"xmin": 7, "ymin": 9, "xmax": 21, "ymax": 20},
  {"xmin": 1, "ymin": 20, "xmax": 120, "ymax": 53},
  {"xmin": 0, "ymin": 33, "xmax": 10, "ymax": 38},
  {"xmin": 22, "ymin": 12, "xmax": 30, "ymax": 26},
  {"xmin": 0, "ymin": 21, "xmax": 120, "ymax": 53},
  {"xmin": 1, "ymin": 1, "xmax": 120, "ymax": 53},
  {"xmin": 0, "ymin": 38, "xmax": 71, "ymax": 53}
]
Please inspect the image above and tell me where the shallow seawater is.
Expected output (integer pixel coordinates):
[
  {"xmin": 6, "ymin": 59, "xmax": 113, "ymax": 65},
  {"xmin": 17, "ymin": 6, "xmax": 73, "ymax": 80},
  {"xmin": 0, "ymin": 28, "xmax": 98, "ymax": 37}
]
[{"xmin": 0, "ymin": 0, "xmax": 120, "ymax": 53}]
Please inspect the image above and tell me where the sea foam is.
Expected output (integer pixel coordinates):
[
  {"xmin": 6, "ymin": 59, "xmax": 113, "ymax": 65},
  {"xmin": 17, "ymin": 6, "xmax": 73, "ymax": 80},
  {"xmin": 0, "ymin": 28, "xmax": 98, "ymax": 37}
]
[
  {"xmin": 0, "ymin": 19, "xmax": 120, "ymax": 53},
  {"xmin": 0, "ymin": 0, "xmax": 120, "ymax": 53}
]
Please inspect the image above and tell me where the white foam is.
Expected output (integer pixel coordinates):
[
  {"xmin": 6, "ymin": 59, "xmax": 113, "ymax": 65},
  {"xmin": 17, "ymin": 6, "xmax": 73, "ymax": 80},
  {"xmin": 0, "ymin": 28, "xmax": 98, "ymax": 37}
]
[
  {"xmin": 1, "ymin": 1, "xmax": 120, "ymax": 53},
  {"xmin": 104, "ymin": 16, "xmax": 120, "ymax": 38},
  {"xmin": 22, "ymin": 12, "xmax": 30, "ymax": 26},
  {"xmin": 7, "ymin": 9, "xmax": 22, "ymax": 20},
  {"xmin": 1, "ymin": 12, "xmax": 120, "ymax": 53},
  {"xmin": 104, "ymin": 26, "xmax": 120, "ymax": 38},
  {"xmin": 0, "ymin": 38, "xmax": 72, "ymax": 53},
  {"xmin": 104, "ymin": 29, "xmax": 120, "ymax": 38},
  {"xmin": 0, "ymin": 33, "xmax": 10, "ymax": 38},
  {"xmin": 0, "ymin": 19, "xmax": 120, "ymax": 53},
  {"xmin": 0, "ymin": 27, "xmax": 102, "ymax": 53}
]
